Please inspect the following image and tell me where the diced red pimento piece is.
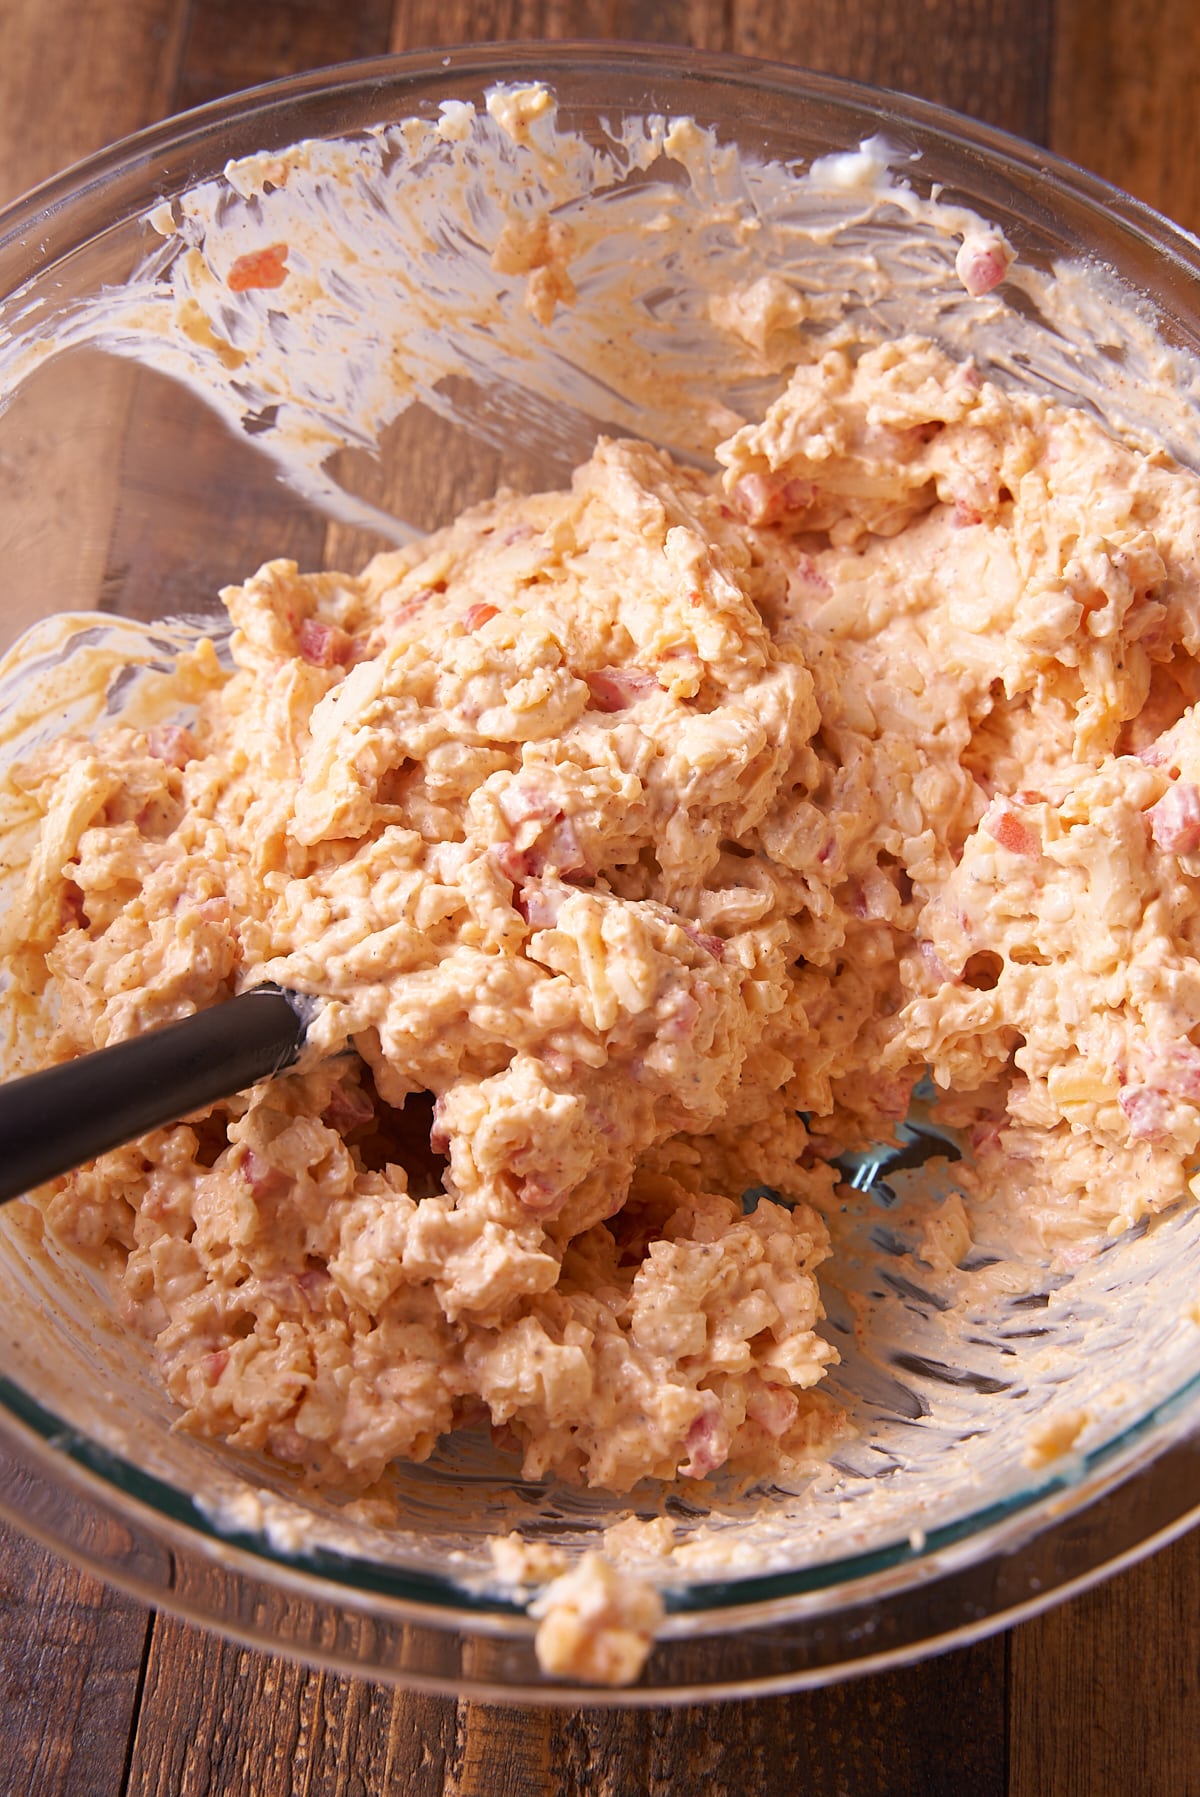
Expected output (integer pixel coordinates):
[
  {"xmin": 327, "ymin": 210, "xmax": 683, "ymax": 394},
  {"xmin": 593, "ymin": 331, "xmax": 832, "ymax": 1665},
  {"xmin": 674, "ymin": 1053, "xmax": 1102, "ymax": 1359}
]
[
  {"xmin": 242, "ymin": 1148, "xmax": 286, "ymax": 1196},
  {"xmin": 660, "ymin": 990, "xmax": 700, "ymax": 1041},
  {"xmin": 498, "ymin": 781, "xmax": 557, "ymax": 828},
  {"xmin": 325, "ymin": 1079, "xmax": 375, "ymax": 1131},
  {"xmin": 1147, "ymin": 1044, "xmax": 1200, "ymax": 1103},
  {"xmin": 954, "ymin": 232, "xmax": 1014, "ymax": 298},
  {"xmin": 1149, "ymin": 781, "xmax": 1200, "ymax": 855},
  {"xmin": 786, "ymin": 552, "xmax": 832, "ymax": 597},
  {"xmin": 680, "ymin": 1404, "xmax": 731, "ymax": 1478},
  {"xmin": 389, "ymin": 589, "xmax": 432, "ymax": 629},
  {"xmin": 146, "ymin": 724, "xmax": 197, "ymax": 767},
  {"xmin": 464, "ymin": 603, "xmax": 499, "ymax": 631},
  {"xmin": 540, "ymin": 816, "xmax": 589, "ymax": 879},
  {"xmin": 515, "ymin": 881, "xmax": 566, "ymax": 929},
  {"xmin": 493, "ymin": 842, "xmax": 535, "ymax": 886},
  {"xmin": 970, "ymin": 1118, "xmax": 1004, "ymax": 1156},
  {"xmin": 495, "ymin": 783, "xmax": 590, "ymax": 880},
  {"xmin": 517, "ymin": 1176, "xmax": 568, "ymax": 1216},
  {"xmin": 1119, "ymin": 1084, "xmax": 1173, "ymax": 1142},
  {"xmin": 201, "ymin": 1349, "xmax": 229, "ymax": 1386},
  {"xmin": 584, "ymin": 667, "xmax": 658, "ymax": 712},
  {"xmin": 227, "ymin": 243, "xmax": 289, "ymax": 291},
  {"xmin": 982, "ymin": 800, "xmax": 1039, "ymax": 857},
  {"xmin": 731, "ymin": 471, "xmax": 816, "ymax": 526},
  {"xmin": 875, "ymin": 1071, "xmax": 919, "ymax": 1122},
  {"xmin": 298, "ymin": 617, "xmax": 353, "ymax": 668},
  {"xmin": 682, "ymin": 922, "xmax": 724, "ymax": 960}
]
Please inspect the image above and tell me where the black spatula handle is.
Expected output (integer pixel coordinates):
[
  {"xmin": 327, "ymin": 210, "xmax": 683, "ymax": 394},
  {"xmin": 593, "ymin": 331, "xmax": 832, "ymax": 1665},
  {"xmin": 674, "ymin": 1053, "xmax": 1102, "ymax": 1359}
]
[{"xmin": 0, "ymin": 984, "xmax": 312, "ymax": 1205}]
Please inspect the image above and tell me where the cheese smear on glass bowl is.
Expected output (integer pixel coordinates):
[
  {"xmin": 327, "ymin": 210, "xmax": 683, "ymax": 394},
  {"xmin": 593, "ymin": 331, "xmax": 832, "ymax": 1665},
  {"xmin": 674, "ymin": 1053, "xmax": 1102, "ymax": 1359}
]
[{"xmin": 4, "ymin": 48, "xmax": 1200, "ymax": 1696}]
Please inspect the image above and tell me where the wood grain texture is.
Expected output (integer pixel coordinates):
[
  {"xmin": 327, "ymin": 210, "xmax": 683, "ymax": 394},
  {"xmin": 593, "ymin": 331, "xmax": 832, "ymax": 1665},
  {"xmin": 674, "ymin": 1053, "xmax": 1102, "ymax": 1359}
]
[
  {"xmin": 1008, "ymin": 1528, "xmax": 1200, "ymax": 1797},
  {"xmin": 171, "ymin": 0, "xmax": 398, "ymax": 114},
  {"xmin": 0, "ymin": 0, "xmax": 188, "ymax": 208},
  {"xmin": 389, "ymin": 1, "xmax": 730, "ymax": 51},
  {"xmin": 104, "ymin": 0, "xmax": 404, "ymax": 620},
  {"xmin": 546, "ymin": 1649, "xmax": 1006, "ymax": 1797},
  {"xmin": 1051, "ymin": 0, "xmax": 1200, "ymax": 235},
  {"xmin": 730, "ymin": 0, "xmax": 1051, "ymax": 142},
  {"xmin": 125, "ymin": 1621, "xmax": 454, "ymax": 1797},
  {"xmin": 1001, "ymin": 10, "xmax": 1200, "ymax": 1793},
  {"xmin": 0, "ymin": 1519, "xmax": 150, "ymax": 1797},
  {"xmin": 123, "ymin": 1628, "xmax": 1007, "ymax": 1797},
  {"xmin": 103, "ymin": 367, "xmax": 336, "ymax": 622},
  {"xmin": 0, "ymin": 0, "xmax": 192, "ymax": 642}
]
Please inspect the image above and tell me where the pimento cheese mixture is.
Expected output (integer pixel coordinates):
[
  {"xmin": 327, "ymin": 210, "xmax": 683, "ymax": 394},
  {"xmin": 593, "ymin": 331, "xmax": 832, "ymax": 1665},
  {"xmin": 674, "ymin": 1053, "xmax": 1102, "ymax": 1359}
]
[{"xmin": 9, "ymin": 338, "xmax": 1200, "ymax": 1500}]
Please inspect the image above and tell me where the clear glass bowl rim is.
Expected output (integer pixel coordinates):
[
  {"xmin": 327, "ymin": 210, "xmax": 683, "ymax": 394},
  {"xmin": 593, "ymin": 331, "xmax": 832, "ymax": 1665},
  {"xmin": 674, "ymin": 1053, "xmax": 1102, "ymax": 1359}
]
[{"xmin": 1, "ymin": 39, "xmax": 1199, "ymax": 1644}]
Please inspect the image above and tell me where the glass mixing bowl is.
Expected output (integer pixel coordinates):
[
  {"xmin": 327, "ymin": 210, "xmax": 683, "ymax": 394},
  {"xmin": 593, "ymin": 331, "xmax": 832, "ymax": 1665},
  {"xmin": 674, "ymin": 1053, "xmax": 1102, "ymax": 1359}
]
[{"xmin": 3, "ymin": 44, "xmax": 1200, "ymax": 1703}]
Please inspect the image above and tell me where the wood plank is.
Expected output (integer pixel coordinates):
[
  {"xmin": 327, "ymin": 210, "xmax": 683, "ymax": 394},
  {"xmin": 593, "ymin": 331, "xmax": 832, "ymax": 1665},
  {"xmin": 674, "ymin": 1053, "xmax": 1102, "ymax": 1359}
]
[
  {"xmin": 124, "ymin": 1624, "xmax": 1006, "ymax": 1797},
  {"xmin": 1050, "ymin": 0, "xmax": 1200, "ymax": 236},
  {"xmin": 0, "ymin": 0, "xmax": 193, "ymax": 643},
  {"xmin": 129, "ymin": 1, "xmax": 1028, "ymax": 1792},
  {"xmin": 0, "ymin": 5, "xmax": 185, "ymax": 1779},
  {"xmin": 172, "ymin": 0, "xmax": 399, "ymax": 116},
  {"xmin": 103, "ymin": 0, "xmax": 402, "ymax": 621},
  {"xmin": 1007, "ymin": 11, "xmax": 1200, "ymax": 1794},
  {"xmin": 125, "ymin": 1618, "xmax": 460, "ymax": 1797},
  {"xmin": 0, "ymin": 1517, "xmax": 150, "ymax": 1797},
  {"xmin": 732, "ymin": 0, "xmax": 1051, "ymax": 144},
  {"xmin": 545, "ymin": 1642, "xmax": 1005, "ymax": 1797},
  {"xmin": 714, "ymin": 5, "xmax": 1048, "ymax": 1789},
  {"xmin": 389, "ymin": 1, "xmax": 729, "ymax": 52},
  {"xmin": 0, "ymin": 0, "xmax": 188, "ymax": 209},
  {"xmin": 1008, "ymin": 1529, "xmax": 1200, "ymax": 1797}
]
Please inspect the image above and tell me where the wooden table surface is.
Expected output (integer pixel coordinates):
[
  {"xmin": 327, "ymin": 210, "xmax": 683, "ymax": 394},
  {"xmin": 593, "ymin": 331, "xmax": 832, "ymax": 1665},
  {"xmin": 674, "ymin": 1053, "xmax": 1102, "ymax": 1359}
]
[{"xmin": 2, "ymin": 2, "xmax": 1199, "ymax": 1792}]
